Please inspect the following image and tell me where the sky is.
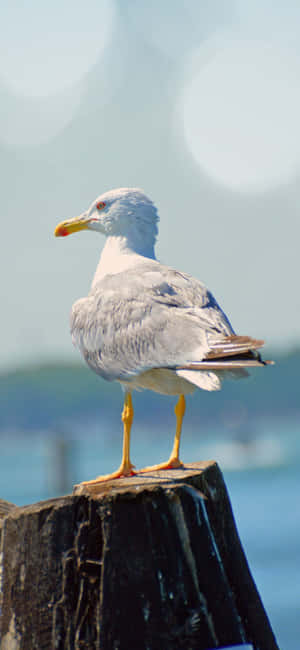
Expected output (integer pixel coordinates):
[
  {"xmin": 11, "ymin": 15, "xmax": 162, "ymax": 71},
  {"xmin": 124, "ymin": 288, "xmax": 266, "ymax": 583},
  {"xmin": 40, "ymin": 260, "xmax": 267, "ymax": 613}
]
[{"xmin": 1, "ymin": 0, "xmax": 300, "ymax": 370}]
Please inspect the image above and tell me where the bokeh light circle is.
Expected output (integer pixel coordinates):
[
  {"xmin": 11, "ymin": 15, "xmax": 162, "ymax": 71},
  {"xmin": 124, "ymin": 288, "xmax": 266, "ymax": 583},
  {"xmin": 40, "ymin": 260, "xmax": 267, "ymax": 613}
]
[
  {"xmin": 0, "ymin": 0, "xmax": 115, "ymax": 97},
  {"xmin": 183, "ymin": 40, "xmax": 300, "ymax": 192}
]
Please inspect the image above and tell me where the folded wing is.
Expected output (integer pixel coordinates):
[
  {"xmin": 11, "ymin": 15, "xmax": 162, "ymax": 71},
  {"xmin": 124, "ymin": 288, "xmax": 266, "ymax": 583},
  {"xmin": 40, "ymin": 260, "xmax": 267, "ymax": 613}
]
[{"xmin": 71, "ymin": 261, "xmax": 272, "ymax": 391}]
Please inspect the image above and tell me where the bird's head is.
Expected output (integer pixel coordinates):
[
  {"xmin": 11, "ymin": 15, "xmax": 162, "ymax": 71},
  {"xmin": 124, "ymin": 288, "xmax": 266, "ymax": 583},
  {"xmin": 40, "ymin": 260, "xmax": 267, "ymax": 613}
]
[{"xmin": 55, "ymin": 188, "xmax": 159, "ymax": 248}]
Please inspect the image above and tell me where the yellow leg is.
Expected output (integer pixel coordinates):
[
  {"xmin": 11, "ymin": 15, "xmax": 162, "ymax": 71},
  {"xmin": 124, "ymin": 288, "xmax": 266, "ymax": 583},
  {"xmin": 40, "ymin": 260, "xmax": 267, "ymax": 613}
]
[
  {"xmin": 139, "ymin": 394, "xmax": 185, "ymax": 474},
  {"xmin": 79, "ymin": 392, "xmax": 136, "ymax": 486},
  {"xmin": 120, "ymin": 392, "xmax": 135, "ymax": 473}
]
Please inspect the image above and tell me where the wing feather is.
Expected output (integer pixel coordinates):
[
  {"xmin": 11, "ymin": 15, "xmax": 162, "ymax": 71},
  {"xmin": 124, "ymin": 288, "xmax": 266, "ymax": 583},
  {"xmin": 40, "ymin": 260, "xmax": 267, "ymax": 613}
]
[{"xmin": 70, "ymin": 260, "xmax": 271, "ymax": 384}]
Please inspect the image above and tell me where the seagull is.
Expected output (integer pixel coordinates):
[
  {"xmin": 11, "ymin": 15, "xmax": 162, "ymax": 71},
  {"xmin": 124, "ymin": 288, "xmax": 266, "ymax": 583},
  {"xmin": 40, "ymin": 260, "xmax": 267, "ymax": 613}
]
[{"xmin": 55, "ymin": 188, "xmax": 272, "ymax": 487}]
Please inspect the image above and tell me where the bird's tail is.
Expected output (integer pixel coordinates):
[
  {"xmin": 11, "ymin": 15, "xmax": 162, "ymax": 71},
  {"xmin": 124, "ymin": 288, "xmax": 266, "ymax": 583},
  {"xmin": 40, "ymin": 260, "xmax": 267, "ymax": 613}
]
[{"xmin": 175, "ymin": 335, "xmax": 274, "ymax": 391}]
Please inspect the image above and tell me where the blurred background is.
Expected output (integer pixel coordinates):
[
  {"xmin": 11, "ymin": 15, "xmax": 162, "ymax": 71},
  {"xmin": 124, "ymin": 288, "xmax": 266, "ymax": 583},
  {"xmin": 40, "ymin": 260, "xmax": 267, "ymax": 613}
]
[{"xmin": 0, "ymin": 1, "xmax": 299, "ymax": 648}]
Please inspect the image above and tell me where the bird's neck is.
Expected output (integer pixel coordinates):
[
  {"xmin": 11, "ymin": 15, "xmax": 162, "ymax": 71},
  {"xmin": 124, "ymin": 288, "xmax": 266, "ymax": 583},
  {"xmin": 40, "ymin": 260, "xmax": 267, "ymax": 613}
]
[{"xmin": 92, "ymin": 235, "xmax": 156, "ymax": 284}]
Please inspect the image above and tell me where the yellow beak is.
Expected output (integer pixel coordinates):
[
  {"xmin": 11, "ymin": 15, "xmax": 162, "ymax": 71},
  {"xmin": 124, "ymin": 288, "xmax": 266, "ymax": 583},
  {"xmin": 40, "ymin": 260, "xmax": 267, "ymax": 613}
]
[{"xmin": 54, "ymin": 215, "xmax": 91, "ymax": 237}]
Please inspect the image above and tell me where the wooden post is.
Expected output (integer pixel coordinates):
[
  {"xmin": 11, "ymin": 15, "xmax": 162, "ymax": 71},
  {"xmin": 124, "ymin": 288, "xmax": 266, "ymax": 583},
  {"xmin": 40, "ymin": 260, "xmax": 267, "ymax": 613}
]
[{"xmin": 0, "ymin": 462, "xmax": 279, "ymax": 649}]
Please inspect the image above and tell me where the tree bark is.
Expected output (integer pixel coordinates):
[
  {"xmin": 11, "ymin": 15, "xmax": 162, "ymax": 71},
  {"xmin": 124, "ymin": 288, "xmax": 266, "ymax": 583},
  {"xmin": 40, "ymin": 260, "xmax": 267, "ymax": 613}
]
[{"xmin": 0, "ymin": 461, "xmax": 279, "ymax": 649}]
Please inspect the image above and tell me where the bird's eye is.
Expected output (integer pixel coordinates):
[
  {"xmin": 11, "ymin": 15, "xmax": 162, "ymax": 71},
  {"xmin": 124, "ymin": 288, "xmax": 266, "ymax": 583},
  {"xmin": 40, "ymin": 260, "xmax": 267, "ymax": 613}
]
[{"xmin": 96, "ymin": 201, "xmax": 106, "ymax": 210}]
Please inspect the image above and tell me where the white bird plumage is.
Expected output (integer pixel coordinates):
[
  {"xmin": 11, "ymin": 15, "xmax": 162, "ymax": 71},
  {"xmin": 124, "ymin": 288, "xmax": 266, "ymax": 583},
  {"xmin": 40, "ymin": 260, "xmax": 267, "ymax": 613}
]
[{"xmin": 55, "ymin": 187, "xmax": 271, "ymax": 487}]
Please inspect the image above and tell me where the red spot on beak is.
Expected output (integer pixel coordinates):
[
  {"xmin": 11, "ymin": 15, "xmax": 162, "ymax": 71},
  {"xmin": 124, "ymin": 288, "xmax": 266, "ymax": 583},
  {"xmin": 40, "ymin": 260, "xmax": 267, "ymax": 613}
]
[{"xmin": 56, "ymin": 225, "xmax": 69, "ymax": 237}]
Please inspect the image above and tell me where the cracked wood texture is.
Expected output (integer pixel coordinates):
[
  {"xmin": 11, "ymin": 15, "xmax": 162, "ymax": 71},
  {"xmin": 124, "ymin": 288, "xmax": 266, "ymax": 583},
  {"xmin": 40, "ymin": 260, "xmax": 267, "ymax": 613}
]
[{"xmin": 0, "ymin": 461, "xmax": 279, "ymax": 650}]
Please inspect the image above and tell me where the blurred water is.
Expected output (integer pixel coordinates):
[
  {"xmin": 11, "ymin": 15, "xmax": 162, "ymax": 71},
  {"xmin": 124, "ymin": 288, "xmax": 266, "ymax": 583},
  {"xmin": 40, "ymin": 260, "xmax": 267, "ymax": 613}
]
[{"xmin": 0, "ymin": 415, "xmax": 299, "ymax": 649}]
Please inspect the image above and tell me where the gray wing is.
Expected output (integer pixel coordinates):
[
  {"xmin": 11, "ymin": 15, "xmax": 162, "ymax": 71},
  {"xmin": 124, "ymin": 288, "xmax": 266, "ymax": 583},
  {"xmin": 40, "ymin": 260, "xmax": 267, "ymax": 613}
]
[{"xmin": 70, "ymin": 261, "xmax": 235, "ymax": 381}]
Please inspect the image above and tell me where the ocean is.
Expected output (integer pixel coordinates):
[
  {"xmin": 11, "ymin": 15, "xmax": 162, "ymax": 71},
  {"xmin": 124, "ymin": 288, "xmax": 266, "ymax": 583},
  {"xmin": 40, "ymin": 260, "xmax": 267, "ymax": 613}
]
[{"xmin": 0, "ymin": 356, "xmax": 299, "ymax": 649}]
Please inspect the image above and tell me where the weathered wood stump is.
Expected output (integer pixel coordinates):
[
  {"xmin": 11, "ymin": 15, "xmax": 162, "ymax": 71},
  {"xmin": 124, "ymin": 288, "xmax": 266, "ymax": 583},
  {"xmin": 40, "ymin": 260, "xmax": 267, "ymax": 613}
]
[{"xmin": 0, "ymin": 462, "xmax": 279, "ymax": 649}]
